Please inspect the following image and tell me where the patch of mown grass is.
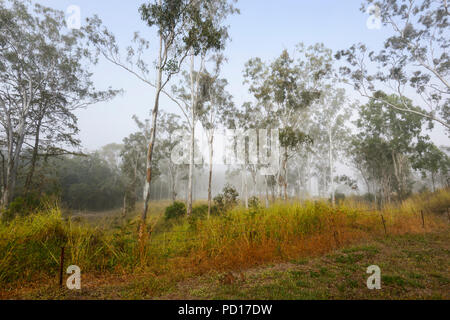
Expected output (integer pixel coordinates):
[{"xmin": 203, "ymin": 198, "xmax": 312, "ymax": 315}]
[
  {"xmin": 429, "ymin": 273, "xmax": 449, "ymax": 286},
  {"xmin": 122, "ymin": 276, "xmax": 175, "ymax": 299},
  {"xmin": 291, "ymin": 258, "xmax": 308, "ymax": 265},
  {"xmin": 214, "ymin": 277, "xmax": 330, "ymax": 300},
  {"xmin": 342, "ymin": 245, "xmax": 380, "ymax": 255},
  {"xmin": 334, "ymin": 253, "xmax": 365, "ymax": 264},
  {"xmin": 382, "ymin": 275, "xmax": 407, "ymax": 287}
]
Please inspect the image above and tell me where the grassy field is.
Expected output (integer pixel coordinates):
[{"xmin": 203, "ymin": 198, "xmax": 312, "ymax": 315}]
[
  {"xmin": 1, "ymin": 228, "xmax": 448, "ymax": 300},
  {"xmin": 0, "ymin": 189, "xmax": 449, "ymax": 300},
  {"xmin": 160, "ymin": 231, "xmax": 450, "ymax": 300}
]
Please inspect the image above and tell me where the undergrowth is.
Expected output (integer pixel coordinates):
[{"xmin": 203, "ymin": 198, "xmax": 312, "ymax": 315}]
[{"xmin": 0, "ymin": 189, "xmax": 448, "ymax": 289}]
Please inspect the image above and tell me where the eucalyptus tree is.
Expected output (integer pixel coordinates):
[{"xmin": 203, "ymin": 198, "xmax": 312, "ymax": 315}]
[
  {"xmin": 0, "ymin": 0, "xmax": 117, "ymax": 210},
  {"xmin": 352, "ymin": 94, "xmax": 432, "ymax": 204},
  {"xmin": 88, "ymin": 0, "xmax": 237, "ymax": 225},
  {"xmin": 228, "ymin": 102, "xmax": 261, "ymax": 208},
  {"xmin": 169, "ymin": 0, "xmax": 238, "ymax": 216},
  {"xmin": 243, "ymin": 44, "xmax": 332, "ymax": 200},
  {"xmin": 311, "ymin": 87, "xmax": 352, "ymax": 206},
  {"xmin": 121, "ymin": 111, "xmax": 187, "ymax": 207},
  {"xmin": 120, "ymin": 116, "xmax": 151, "ymax": 215},
  {"xmin": 157, "ymin": 111, "xmax": 186, "ymax": 202},
  {"xmin": 413, "ymin": 142, "xmax": 450, "ymax": 191},
  {"xmin": 195, "ymin": 58, "xmax": 234, "ymax": 217},
  {"xmin": 290, "ymin": 148, "xmax": 314, "ymax": 199},
  {"xmin": 23, "ymin": 91, "xmax": 84, "ymax": 194},
  {"xmin": 336, "ymin": 0, "xmax": 450, "ymax": 131}
]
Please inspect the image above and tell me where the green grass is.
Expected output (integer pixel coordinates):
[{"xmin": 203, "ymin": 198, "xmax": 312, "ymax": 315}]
[
  {"xmin": 154, "ymin": 231, "xmax": 449, "ymax": 300},
  {"xmin": 1, "ymin": 228, "xmax": 449, "ymax": 300},
  {"xmin": 1, "ymin": 189, "xmax": 449, "ymax": 299}
]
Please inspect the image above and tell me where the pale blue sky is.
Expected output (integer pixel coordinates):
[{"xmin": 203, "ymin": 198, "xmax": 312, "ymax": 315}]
[{"xmin": 31, "ymin": 0, "xmax": 446, "ymax": 150}]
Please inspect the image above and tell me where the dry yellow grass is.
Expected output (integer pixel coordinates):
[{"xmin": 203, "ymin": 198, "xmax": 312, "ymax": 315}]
[{"xmin": 0, "ymin": 189, "xmax": 449, "ymax": 298}]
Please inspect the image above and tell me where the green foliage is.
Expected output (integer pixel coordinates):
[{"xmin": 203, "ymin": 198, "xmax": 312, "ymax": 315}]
[
  {"xmin": 0, "ymin": 206, "xmax": 139, "ymax": 285},
  {"xmin": 279, "ymin": 127, "xmax": 313, "ymax": 150},
  {"xmin": 0, "ymin": 0, "xmax": 119, "ymax": 208},
  {"xmin": 139, "ymin": 0, "xmax": 237, "ymax": 56},
  {"xmin": 248, "ymin": 196, "xmax": 261, "ymax": 215},
  {"xmin": 164, "ymin": 201, "xmax": 186, "ymax": 220},
  {"xmin": 351, "ymin": 94, "xmax": 432, "ymax": 202},
  {"xmin": 187, "ymin": 204, "xmax": 210, "ymax": 227},
  {"xmin": 336, "ymin": 0, "xmax": 449, "ymax": 131},
  {"xmin": 191, "ymin": 204, "xmax": 208, "ymax": 218},
  {"xmin": 1, "ymin": 193, "xmax": 56, "ymax": 223},
  {"xmin": 213, "ymin": 184, "xmax": 239, "ymax": 214},
  {"xmin": 57, "ymin": 154, "xmax": 124, "ymax": 211},
  {"xmin": 413, "ymin": 143, "xmax": 449, "ymax": 191},
  {"xmin": 1, "ymin": 189, "xmax": 449, "ymax": 287},
  {"xmin": 248, "ymin": 196, "xmax": 260, "ymax": 209}
]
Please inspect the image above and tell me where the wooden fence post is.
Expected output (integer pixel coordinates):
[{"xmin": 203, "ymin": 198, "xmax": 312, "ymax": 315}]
[
  {"xmin": 421, "ymin": 210, "xmax": 425, "ymax": 229},
  {"xmin": 380, "ymin": 214, "xmax": 387, "ymax": 236},
  {"xmin": 333, "ymin": 230, "xmax": 340, "ymax": 248}
]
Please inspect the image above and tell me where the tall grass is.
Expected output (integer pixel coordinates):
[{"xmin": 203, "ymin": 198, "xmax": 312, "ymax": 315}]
[{"xmin": 0, "ymin": 189, "xmax": 448, "ymax": 288}]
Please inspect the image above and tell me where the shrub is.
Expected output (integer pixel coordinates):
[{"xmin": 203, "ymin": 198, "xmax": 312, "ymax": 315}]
[
  {"xmin": 248, "ymin": 196, "xmax": 261, "ymax": 215},
  {"xmin": 164, "ymin": 201, "xmax": 186, "ymax": 220},
  {"xmin": 249, "ymin": 196, "xmax": 260, "ymax": 209},
  {"xmin": 191, "ymin": 204, "xmax": 208, "ymax": 219},
  {"xmin": 1, "ymin": 193, "xmax": 52, "ymax": 223},
  {"xmin": 214, "ymin": 184, "xmax": 239, "ymax": 214},
  {"xmin": 187, "ymin": 204, "xmax": 209, "ymax": 227}
]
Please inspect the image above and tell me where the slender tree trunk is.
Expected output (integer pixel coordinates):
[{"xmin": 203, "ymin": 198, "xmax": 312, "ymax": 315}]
[
  {"xmin": 242, "ymin": 166, "xmax": 248, "ymax": 208},
  {"xmin": 264, "ymin": 176, "xmax": 269, "ymax": 208},
  {"xmin": 431, "ymin": 172, "xmax": 436, "ymax": 192},
  {"xmin": 171, "ymin": 168, "xmax": 177, "ymax": 202},
  {"xmin": 329, "ymin": 127, "xmax": 335, "ymax": 206},
  {"xmin": 251, "ymin": 169, "xmax": 257, "ymax": 198},
  {"xmin": 0, "ymin": 152, "xmax": 5, "ymax": 206},
  {"xmin": 187, "ymin": 116, "xmax": 195, "ymax": 216},
  {"xmin": 139, "ymin": 32, "xmax": 163, "ymax": 242},
  {"xmin": 1, "ymin": 102, "xmax": 29, "ymax": 210},
  {"xmin": 207, "ymin": 134, "xmax": 214, "ymax": 218},
  {"xmin": 122, "ymin": 194, "xmax": 127, "ymax": 218},
  {"xmin": 168, "ymin": 160, "xmax": 177, "ymax": 202},
  {"xmin": 25, "ymin": 118, "xmax": 42, "ymax": 194},
  {"xmin": 282, "ymin": 147, "xmax": 288, "ymax": 201},
  {"xmin": 2, "ymin": 126, "xmax": 26, "ymax": 209},
  {"xmin": 187, "ymin": 51, "xmax": 198, "ymax": 217}
]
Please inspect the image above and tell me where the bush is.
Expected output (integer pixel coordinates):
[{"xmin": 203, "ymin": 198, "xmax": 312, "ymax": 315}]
[
  {"xmin": 187, "ymin": 204, "xmax": 209, "ymax": 227},
  {"xmin": 191, "ymin": 204, "xmax": 208, "ymax": 219},
  {"xmin": 249, "ymin": 196, "xmax": 260, "ymax": 209},
  {"xmin": 164, "ymin": 201, "xmax": 186, "ymax": 220},
  {"xmin": 248, "ymin": 196, "xmax": 261, "ymax": 215},
  {"xmin": 1, "ymin": 193, "xmax": 51, "ymax": 223},
  {"xmin": 214, "ymin": 184, "xmax": 239, "ymax": 214}
]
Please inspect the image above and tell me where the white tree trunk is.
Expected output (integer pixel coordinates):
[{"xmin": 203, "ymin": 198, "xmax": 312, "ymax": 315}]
[
  {"xmin": 187, "ymin": 53, "xmax": 196, "ymax": 216},
  {"xmin": 242, "ymin": 167, "xmax": 248, "ymax": 208},
  {"xmin": 207, "ymin": 134, "xmax": 214, "ymax": 218},
  {"xmin": 140, "ymin": 30, "xmax": 163, "ymax": 238},
  {"xmin": 329, "ymin": 126, "xmax": 335, "ymax": 206}
]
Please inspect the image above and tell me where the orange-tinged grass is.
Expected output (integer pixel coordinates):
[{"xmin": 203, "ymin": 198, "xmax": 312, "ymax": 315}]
[
  {"xmin": 167, "ymin": 209, "xmax": 446, "ymax": 277},
  {"xmin": 1, "ymin": 189, "xmax": 449, "ymax": 298}
]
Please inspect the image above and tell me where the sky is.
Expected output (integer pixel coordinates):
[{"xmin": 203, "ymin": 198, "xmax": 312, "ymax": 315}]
[{"xmin": 31, "ymin": 0, "xmax": 448, "ymax": 151}]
